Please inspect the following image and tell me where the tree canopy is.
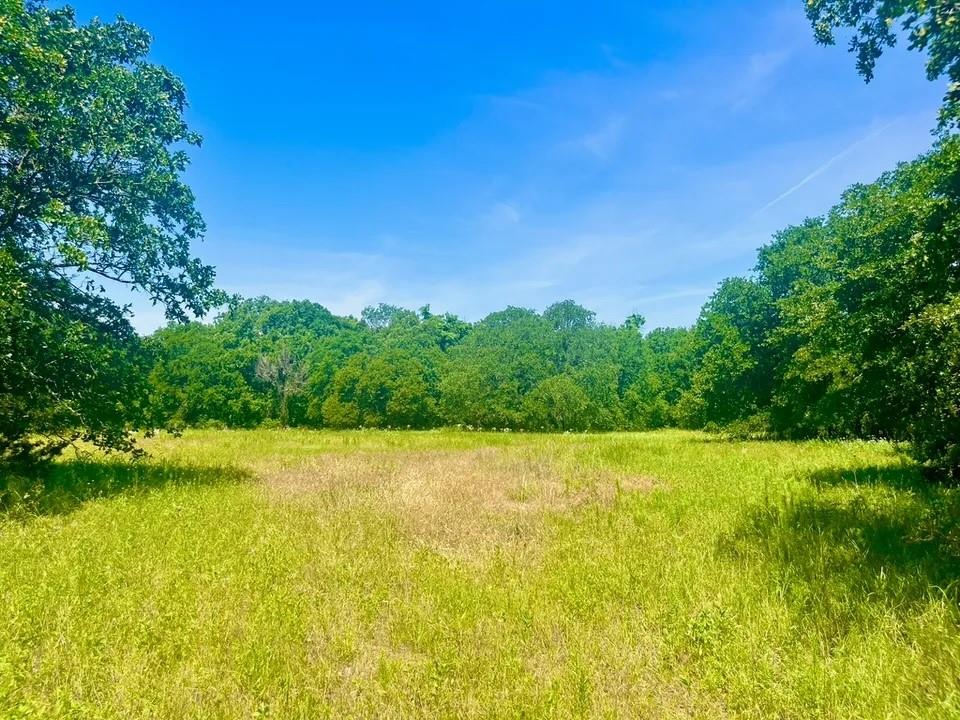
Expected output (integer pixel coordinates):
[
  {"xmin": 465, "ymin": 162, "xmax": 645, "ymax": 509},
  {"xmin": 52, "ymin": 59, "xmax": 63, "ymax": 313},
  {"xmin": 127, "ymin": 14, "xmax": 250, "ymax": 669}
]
[
  {"xmin": 805, "ymin": 0, "xmax": 960, "ymax": 131},
  {"xmin": 143, "ymin": 138, "xmax": 960, "ymax": 478},
  {"xmin": 0, "ymin": 0, "xmax": 222, "ymax": 461}
]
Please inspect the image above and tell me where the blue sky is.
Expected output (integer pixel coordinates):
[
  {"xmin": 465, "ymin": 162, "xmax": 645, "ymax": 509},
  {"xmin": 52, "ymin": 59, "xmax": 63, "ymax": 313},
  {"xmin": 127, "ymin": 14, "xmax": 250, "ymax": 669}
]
[{"xmin": 69, "ymin": 0, "xmax": 944, "ymax": 331}]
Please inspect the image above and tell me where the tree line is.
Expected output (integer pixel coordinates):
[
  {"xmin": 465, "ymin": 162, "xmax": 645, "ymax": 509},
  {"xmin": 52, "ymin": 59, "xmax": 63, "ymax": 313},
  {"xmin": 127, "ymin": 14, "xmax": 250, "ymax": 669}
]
[
  {"xmin": 2, "ymin": 0, "xmax": 958, "ymax": 479},
  {"xmin": 144, "ymin": 134, "xmax": 960, "ymax": 477}
]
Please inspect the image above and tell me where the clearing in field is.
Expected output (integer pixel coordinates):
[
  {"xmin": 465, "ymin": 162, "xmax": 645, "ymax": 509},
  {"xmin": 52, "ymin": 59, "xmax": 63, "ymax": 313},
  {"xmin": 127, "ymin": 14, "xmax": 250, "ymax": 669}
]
[{"xmin": 2, "ymin": 430, "xmax": 959, "ymax": 718}]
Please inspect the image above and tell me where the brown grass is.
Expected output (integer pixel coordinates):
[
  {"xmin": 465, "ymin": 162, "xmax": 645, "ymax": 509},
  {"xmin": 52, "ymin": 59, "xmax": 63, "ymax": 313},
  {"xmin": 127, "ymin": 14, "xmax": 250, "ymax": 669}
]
[{"xmin": 261, "ymin": 447, "xmax": 660, "ymax": 560}]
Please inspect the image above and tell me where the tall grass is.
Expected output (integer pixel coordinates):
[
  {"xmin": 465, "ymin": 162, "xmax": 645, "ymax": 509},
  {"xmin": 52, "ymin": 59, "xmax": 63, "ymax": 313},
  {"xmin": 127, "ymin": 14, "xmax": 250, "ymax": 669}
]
[{"xmin": 1, "ymin": 429, "xmax": 957, "ymax": 718}]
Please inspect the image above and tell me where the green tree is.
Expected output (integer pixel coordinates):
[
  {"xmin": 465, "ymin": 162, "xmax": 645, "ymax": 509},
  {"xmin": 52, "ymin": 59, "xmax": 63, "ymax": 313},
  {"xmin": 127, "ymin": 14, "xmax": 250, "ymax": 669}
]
[
  {"xmin": 255, "ymin": 346, "xmax": 307, "ymax": 427},
  {"xmin": 439, "ymin": 308, "xmax": 553, "ymax": 428},
  {"xmin": 622, "ymin": 327, "xmax": 697, "ymax": 429},
  {"xmin": 0, "ymin": 1, "xmax": 222, "ymax": 461},
  {"xmin": 303, "ymin": 329, "xmax": 371, "ymax": 426},
  {"xmin": 521, "ymin": 375, "xmax": 592, "ymax": 431},
  {"xmin": 758, "ymin": 137, "xmax": 960, "ymax": 475},
  {"xmin": 805, "ymin": 0, "xmax": 960, "ymax": 130},
  {"xmin": 904, "ymin": 296, "xmax": 960, "ymax": 479},
  {"xmin": 678, "ymin": 278, "xmax": 776, "ymax": 430},
  {"xmin": 322, "ymin": 350, "xmax": 437, "ymax": 428},
  {"xmin": 361, "ymin": 303, "xmax": 419, "ymax": 331},
  {"xmin": 0, "ymin": 248, "xmax": 151, "ymax": 461},
  {"xmin": 569, "ymin": 363, "xmax": 624, "ymax": 430},
  {"xmin": 147, "ymin": 299, "xmax": 356, "ymax": 428},
  {"xmin": 145, "ymin": 322, "xmax": 266, "ymax": 429}
]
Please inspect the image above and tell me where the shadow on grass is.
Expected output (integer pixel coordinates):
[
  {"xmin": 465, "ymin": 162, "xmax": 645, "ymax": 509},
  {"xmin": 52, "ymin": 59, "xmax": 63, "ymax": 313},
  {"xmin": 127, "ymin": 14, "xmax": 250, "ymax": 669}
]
[
  {"xmin": 721, "ymin": 463, "xmax": 960, "ymax": 635},
  {"xmin": 1, "ymin": 458, "xmax": 253, "ymax": 519}
]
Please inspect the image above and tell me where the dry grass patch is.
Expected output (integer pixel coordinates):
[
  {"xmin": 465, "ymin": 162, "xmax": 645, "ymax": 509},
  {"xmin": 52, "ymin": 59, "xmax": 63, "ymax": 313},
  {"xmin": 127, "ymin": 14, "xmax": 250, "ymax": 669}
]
[{"xmin": 261, "ymin": 447, "xmax": 660, "ymax": 559}]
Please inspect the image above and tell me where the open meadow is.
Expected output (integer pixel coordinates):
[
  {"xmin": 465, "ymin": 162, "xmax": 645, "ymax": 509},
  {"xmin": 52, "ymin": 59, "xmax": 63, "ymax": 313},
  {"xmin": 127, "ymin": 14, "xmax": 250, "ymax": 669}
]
[
  {"xmin": 2, "ymin": 429, "xmax": 958, "ymax": 719},
  {"xmin": 5, "ymin": 1, "xmax": 960, "ymax": 718}
]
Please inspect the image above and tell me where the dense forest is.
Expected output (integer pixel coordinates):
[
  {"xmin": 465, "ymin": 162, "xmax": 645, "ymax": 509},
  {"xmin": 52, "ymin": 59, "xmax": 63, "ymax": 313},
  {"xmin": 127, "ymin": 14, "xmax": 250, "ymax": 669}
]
[
  {"xmin": 143, "ymin": 136, "xmax": 960, "ymax": 476},
  {"xmin": 1, "ymin": 0, "xmax": 958, "ymax": 478}
]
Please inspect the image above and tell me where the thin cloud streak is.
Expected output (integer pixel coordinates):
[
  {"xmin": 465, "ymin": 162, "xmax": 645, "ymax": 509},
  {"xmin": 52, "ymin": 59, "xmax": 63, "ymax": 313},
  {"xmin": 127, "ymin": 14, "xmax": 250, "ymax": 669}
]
[
  {"xmin": 632, "ymin": 286, "xmax": 717, "ymax": 304},
  {"xmin": 751, "ymin": 120, "xmax": 898, "ymax": 217}
]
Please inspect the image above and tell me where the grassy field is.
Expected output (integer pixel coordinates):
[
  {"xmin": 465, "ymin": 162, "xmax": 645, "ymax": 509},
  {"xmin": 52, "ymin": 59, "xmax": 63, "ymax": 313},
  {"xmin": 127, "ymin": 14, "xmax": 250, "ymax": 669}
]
[{"xmin": 1, "ymin": 429, "xmax": 959, "ymax": 719}]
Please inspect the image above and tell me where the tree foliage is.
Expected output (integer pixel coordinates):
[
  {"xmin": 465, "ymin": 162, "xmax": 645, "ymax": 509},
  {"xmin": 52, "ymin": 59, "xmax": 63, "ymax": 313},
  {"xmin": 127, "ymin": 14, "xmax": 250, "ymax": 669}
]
[
  {"xmin": 148, "ymin": 299, "xmax": 665, "ymax": 434},
  {"xmin": 145, "ymin": 139, "xmax": 960, "ymax": 478},
  {"xmin": 0, "ymin": 1, "xmax": 222, "ymax": 461},
  {"xmin": 685, "ymin": 137, "xmax": 960, "ymax": 476},
  {"xmin": 805, "ymin": 0, "xmax": 960, "ymax": 130},
  {"xmin": 0, "ymin": 247, "xmax": 150, "ymax": 461}
]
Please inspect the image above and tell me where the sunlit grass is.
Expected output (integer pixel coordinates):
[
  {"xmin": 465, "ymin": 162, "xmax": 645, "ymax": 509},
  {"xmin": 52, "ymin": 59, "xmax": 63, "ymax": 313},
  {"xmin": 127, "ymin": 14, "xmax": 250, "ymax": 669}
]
[{"xmin": 1, "ymin": 429, "xmax": 958, "ymax": 718}]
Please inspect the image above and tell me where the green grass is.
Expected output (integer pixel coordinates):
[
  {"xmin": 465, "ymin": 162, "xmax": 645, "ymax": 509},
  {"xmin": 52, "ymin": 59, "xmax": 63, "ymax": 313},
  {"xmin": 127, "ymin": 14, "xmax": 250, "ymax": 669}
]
[{"xmin": 2, "ymin": 429, "xmax": 958, "ymax": 718}]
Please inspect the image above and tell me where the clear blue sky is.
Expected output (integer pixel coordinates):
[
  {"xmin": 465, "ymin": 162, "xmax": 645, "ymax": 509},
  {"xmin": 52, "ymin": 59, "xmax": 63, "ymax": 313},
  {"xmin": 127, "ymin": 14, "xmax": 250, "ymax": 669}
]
[{"xmin": 68, "ymin": 0, "xmax": 944, "ymax": 331}]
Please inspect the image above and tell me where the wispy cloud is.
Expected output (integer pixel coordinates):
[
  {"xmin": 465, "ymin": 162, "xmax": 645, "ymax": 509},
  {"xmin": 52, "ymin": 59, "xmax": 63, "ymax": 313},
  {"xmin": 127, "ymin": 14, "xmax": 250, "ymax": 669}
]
[
  {"xmin": 747, "ymin": 50, "xmax": 790, "ymax": 84},
  {"xmin": 576, "ymin": 115, "xmax": 627, "ymax": 159},
  {"xmin": 600, "ymin": 43, "xmax": 634, "ymax": 71},
  {"xmin": 752, "ymin": 120, "xmax": 897, "ymax": 217},
  {"xmin": 633, "ymin": 286, "xmax": 716, "ymax": 304},
  {"xmin": 566, "ymin": 113, "xmax": 627, "ymax": 160},
  {"xmin": 319, "ymin": 280, "xmax": 386, "ymax": 318},
  {"xmin": 482, "ymin": 201, "xmax": 521, "ymax": 229},
  {"xmin": 729, "ymin": 49, "xmax": 792, "ymax": 110},
  {"xmin": 132, "ymin": 3, "xmax": 942, "ymax": 336}
]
